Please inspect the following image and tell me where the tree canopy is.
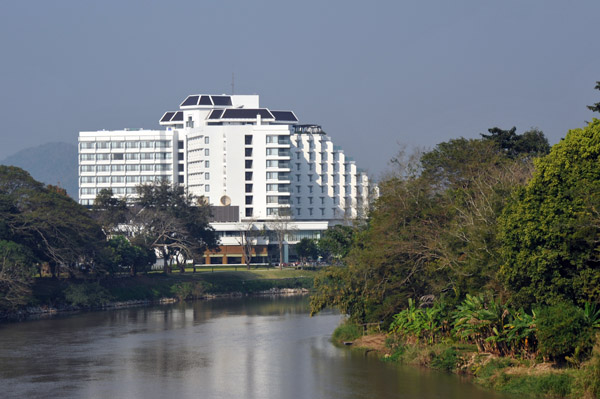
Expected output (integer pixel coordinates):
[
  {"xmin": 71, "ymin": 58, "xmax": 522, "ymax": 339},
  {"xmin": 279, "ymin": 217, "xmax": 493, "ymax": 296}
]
[{"xmin": 499, "ymin": 119, "xmax": 600, "ymax": 306}]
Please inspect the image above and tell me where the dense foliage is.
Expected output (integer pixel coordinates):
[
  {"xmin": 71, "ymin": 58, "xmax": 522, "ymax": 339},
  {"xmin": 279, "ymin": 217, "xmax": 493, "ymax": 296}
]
[{"xmin": 500, "ymin": 120, "xmax": 600, "ymax": 306}]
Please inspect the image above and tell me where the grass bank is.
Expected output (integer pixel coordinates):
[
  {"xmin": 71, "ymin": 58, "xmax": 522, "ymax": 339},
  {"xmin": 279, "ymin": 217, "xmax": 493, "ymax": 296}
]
[
  {"xmin": 331, "ymin": 322, "xmax": 600, "ymax": 398},
  {"xmin": 22, "ymin": 270, "xmax": 316, "ymax": 313}
]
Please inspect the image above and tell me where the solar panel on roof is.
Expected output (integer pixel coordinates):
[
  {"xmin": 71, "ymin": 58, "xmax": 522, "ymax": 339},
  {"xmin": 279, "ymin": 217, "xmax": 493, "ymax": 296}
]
[
  {"xmin": 181, "ymin": 95, "xmax": 199, "ymax": 106},
  {"xmin": 271, "ymin": 111, "xmax": 298, "ymax": 122},
  {"xmin": 199, "ymin": 96, "xmax": 213, "ymax": 105},
  {"xmin": 172, "ymin": 111, "xmax": 184, "ymax": 121},
  {"xmin": 160, "ymin": 112, "xmax": 176, "ymax": 122},
  {"xmin": 208, "ymin": 109, "xmax": 224, "ymax": 119},
  {"xmin": 221, "ymin": 109, "xmax": 273, "ymax": 119},
  {"xmin": 211, "ymin": 96, "xmax": 233, "ymax": 106}
]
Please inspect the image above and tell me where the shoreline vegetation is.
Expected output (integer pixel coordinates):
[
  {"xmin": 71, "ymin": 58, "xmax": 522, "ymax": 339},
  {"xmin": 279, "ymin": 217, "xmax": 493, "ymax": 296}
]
[
  {"xmin": 331, "ymin": 322, "xmax": 600, "ymax": 399},
  {"xmin": 0, "ymin": 269, "xmax": 315, "ymax": 321}
]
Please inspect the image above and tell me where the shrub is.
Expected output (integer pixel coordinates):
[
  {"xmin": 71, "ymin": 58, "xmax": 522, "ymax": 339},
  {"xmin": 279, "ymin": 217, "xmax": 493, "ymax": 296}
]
[
  {"xmin": 331, "ymin": 321, "xmax": 362, "ymax": 343},
  {"xmin": 431, "ymin": 347, "xmax": 459, "ymax": 372},
  {"xmin": 573, "ymin": 337, "xmax": 600, "ymax": 398},
  {"xmin": 64, "ymin": 282, "xmax": 112, "ymax": 307},
  {"xmin": 536, "ymin": 301, "xmax": 594, "ymax": 363}
]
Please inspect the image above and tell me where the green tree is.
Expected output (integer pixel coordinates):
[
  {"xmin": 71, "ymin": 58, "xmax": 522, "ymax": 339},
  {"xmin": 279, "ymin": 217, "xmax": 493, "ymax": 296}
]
[
  {"xmin": 480, "ymin": 126, "xmax": 550, "ymax": 158},
  {"xmin": 133, "ymin": 180, "xmax": 217, "ymax": 273},
  {"xmin": 588, "ymin": 81, "xmax": 600, "ymax": 114},
  {"xmin": 295, "ymin": 238, "xmax": 318, "ymax": 263},
  {"xmin": 317, "ymin": 225, "xmax": 354, "ymax": 263},
  {"xmin": 0, "ymin": 240, "xmax": 36, "ymax": 310},
  {"xmin": 93, "ymin": 188, "xmax": 130, "ymax": 234},
  {"xmin": 0, "ymin": 166, "xmax": 107, "ymax": 278},
  {"xmin": 499, "ymin": 119, "xmax": 600, "ymax": 306}
]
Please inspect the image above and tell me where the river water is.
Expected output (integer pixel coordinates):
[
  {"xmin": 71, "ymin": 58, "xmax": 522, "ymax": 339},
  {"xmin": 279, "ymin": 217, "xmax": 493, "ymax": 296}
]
[{"xmin": 0, "ymin": 296, "xmax": 511, "ymax": 399}]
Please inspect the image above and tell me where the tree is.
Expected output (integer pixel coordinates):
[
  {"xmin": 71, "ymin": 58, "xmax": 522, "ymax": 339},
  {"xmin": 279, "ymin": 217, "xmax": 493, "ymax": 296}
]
[
  {"xmin": 0, "ymin": 240, "xmax": 36, "ymax": 310},
  {"xmin": 236, "ymin": 219, "xmax": 264, "ymax": 270},
  {"xmin": 499, "ymin": 119, "xmax": 600, "ymax": 307},
  {"xmin": 267, "ymin": 208, "xmax": 293, "ymax": 270},
  {"xmin": 93, "ymin": 188, "xmax": 130, "ymax": 235},
  {"xmin": 587, "ymin": 81, "xmax": 600, "ymax": 114},
  {"xmin": 106, "ymin": 235, "xmax": 155, "ymax": 276},
  {"xmin": 317, "ymin": 225, "xmax": 355, "ymax": 264},
  {"xmin": 132, "ymin": 180, "xmax": 218, "ymax": 273},
  {"xmin": 296, "ymin": 238, "xmax": 318, "ymax": 264},
  {"xmin": 480, "ymin": 127, "xmax": 550, "ymax": 158},
  {"xmin": 0, "ymin": 166, "xmax": 107, "ymax": 278}
]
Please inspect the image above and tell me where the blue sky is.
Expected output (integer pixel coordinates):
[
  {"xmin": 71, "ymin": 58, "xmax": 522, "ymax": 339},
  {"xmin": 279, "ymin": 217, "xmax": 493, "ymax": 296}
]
[{"xmin": 1, "ymin": 0, "xmax": 599, "ymax": 178}]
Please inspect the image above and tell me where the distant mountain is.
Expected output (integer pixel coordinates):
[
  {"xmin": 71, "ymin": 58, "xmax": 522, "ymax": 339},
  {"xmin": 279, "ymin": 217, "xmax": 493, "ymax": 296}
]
[{"xmin": 1, "ymin": 142, "xmax": 78, "ymax": 200}]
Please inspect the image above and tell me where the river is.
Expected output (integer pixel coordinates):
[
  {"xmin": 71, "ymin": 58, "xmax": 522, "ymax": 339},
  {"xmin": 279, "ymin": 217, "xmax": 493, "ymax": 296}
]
[{"xmin": 0, "ymin": 296, "xmax": 511, "ymax": 398}]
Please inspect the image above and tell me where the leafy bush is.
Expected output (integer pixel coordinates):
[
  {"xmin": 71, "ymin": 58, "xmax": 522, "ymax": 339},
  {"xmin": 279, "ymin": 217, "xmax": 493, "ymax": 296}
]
[
  {"xmin": 573, "ymin": 337, "xmax": 600, "ymax": 398},
  {"xmin": 64, "ymin": 282, "xmax": 112, "ymax": 307},
  {"xmin": 536, "ymin": 301, "xmax": 594, "ymax": 363},
  {"xmin": 331, "ymin": 321, "xmax": 362, "ymax": 343},
  {"xmin": 170, "ymin": 281, "xmax": 208, "ymax": 301},
  {"xmin": 431, "ymin": 347, "xmax": 459, "ymax": 372}
]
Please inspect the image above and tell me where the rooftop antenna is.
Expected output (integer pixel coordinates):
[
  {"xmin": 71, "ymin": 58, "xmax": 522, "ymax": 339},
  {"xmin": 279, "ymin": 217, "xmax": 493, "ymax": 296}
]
[{"xmin": 231, "ymin": 72, "xmax": 235, "ymax": 95}]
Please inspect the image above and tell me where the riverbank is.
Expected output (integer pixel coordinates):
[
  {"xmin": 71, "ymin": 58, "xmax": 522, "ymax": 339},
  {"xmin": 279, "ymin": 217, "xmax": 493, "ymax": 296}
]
[
  {"xmin": 1, "ymin": 270, "xmax": 316, "ymax": 321},
  {"xmin": 332, "ymin": 325, "xmax": 600, "ymax": 398}
]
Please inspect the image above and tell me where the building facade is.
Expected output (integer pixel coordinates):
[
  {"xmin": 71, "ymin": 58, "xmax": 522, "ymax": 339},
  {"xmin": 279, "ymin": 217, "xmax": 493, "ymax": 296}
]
[{"xmin": 79, "ymin": 94, "xmax": 373, "ymax": 264}]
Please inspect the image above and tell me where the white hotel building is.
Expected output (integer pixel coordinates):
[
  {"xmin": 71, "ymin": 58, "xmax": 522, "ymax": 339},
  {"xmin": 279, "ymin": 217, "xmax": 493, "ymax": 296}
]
[{"xmin": 79, "ymin": 94, "xmax": 373, "ymax": 264}]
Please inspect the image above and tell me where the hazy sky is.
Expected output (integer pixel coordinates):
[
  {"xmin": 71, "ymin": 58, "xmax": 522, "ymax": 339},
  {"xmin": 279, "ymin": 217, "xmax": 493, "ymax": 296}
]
[{"xmin": 1, "ymin": 1, "xmax": 599, "ymax": 178}]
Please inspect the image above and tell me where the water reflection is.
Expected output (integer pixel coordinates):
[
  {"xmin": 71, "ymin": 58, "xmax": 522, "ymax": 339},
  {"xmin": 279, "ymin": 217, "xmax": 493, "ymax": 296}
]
[{"xmin": 0, "ymin": 296, "xmax": 512, "ymax": 399}]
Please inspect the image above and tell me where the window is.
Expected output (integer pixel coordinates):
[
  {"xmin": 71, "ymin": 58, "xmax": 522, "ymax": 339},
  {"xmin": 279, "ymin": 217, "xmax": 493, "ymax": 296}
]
[
  {"xmin": 245, "ymin": 135, "xmax": 252, "ymax": 145},
  {"xmin": 295, "ymin": 174, "xmax": 300, "ymax": 182},
  {"xmin": 205, "ymin": 149, "xmax": 210, "ymax": 156},
  {"xmin": 308, "ymin": 174, "xmax": 313, "ymax": 182},
  {"xmin": 245, "ymin": 148, "xmax": 253, "ymax": 157},
  {"xmin": 296, "ymin": 197, "xmax": 301, "ymax": 205},
  {"xmin": 246, "ymin": 208, "xmax": 253, "ymax": 217},
  {"xmin": 81, "ymin": 176, "xmax": 95, "ymax": 183},
  {"xmin": 111, "ymin": 176, "xmax": 125, "ymax": 183},
  {"xmin": 178, "ymin": 140, "xmax": 184, "ymax": 149},
  {"xmin": 178, "ymin": 175, "xmax": 184, "ymax": 183},
  {"xmin": 245, "ymin": 196, "xmax": 253, "ymax": 205},
  {"xmin": 141, "ymin": 164, "xmax": 154, "ymax": 171},
  {"xmin": 81, "ymin": 188, "xmax": 97, "ymax": 195},
  {"xmin": 266, "ymin": 135, "xmax": 276, "ymax": 144},
  {"xmin": 266, "ymin": 160, "xmax": 278, "ymax": 168},
  {"xmin": 296, "ymin": 185, "xmax": 301, "ymax": 193},
  {"xmin": 126, "ymin": 141, "xmax": 139, "ymax": 149},
  {"xmin": 320, "ymin": 197, "xmax": 325, "ymax": 204},
  {"xmin": 267, "ymin": 196, "xmax": 277, "ymax": 203},
  {"xmin": 308, "ymin": 197, "xmax": 313, "ymax": 204},
  {"xmin": 205, "ymin": 184, "xmax": 210, "ymax": 192},
  {"xmin": 266, "ymin": 148, "xmax": 277, "ymax": 156},
  {"xmin": 245, "ymin": 184, "xmax": 253, "ymax": 193},
  {"xmin": 266, "ymin": 184, "xmax": 278, "ymax": 191},
  {"xmin": 80, "ymin": 154, "xmax": 95, "ymax": 161},
  {"xmin": 205, "ymin": 160, "xmax": 210, "ymax": 168},
  {"xmin": 320, "ymin": 208, "xmax": 325, "ymax": 216},
  {"xmin": 111, "ymin": 165, "xmax": 124, "ymax": 172},
  {"xmin": 112, "ymin": 153, "xmax": 124, "ymax": 160},
  {"xmin": 112, "ymin": 141, "xmax": 124, "ymax": 149},
  {"xmin": 126, "ymin": 164, "xmax": 140, "ymax": 171},
  {"xmin": 156, "ymin": 164, "xmax": 171, "ymax": 172},
  {"xmin": 204, "ymin": 136, "xmax": 210, "ymax": 144},
  {"xmin": 186, "ymin": 116, "xmax": 194, "ymax": 128},
  {"xmin": 296, "ymin": 208, "xmax": 301, "ymax": 216},
  {"xmin": 296, "ymin": 163, "xmax": 300, "ymax": 171},
  {"xmin": 96, "ymin": 165, "xmax": 110, "ymax": 172},
  {"xmin": 141, "ymin": 153, "xmax": 154, "ymax": 160},
  {"xmin": 308, "ymin": 208, "xmax": 313, "ymax": 216},
  {"xmin": 126, "ymin": 176, "xmax": 140, "ymax": 183},
  {"xmin": 126, "ymin": 187, "xmax": 137, "ymax": 194},
  {"xmin": 178, "ymin": 153, "xmax": 184, "ymax": 161},
  {"xmin": 266, "ymin": 172, "xmax": 278, "ymax": 180},
  {"xmin": 245, "ymin": 172, "xmax": 253, "ymax": 181},
  {"xmin": 245, "ymin": 160, "xmax": 252, "ymax": 169},
  {"xmin": 156, "ymin": 140, "xmax": 171, "ymax": 148},
  {"xmin": 141, "ymin": 141, "xmax": 153, "ymax": 149},
  {"xmin": 97, "ymin": 142, "xmax": 110, "ymax": 149},
  {"xmin": 309, "ymin": 164, "xmax": 313, "ymax": 171},
  {"xmin": 96, "ymin": 153, "xmax": 110, "ymax": 161},
  {"xmin": 80, "ymin": 142, "xmax": 95, "ymax": 149},
  {"xmin": 267, "ymin": 208, "xmax": 279, "ymax": 216},
  {"xmin": 96, "ymin": 176, "xmax": 110, "ymax": 184},
  {"xmin": 156, "ymin": 152, "xmax": 172, "ymax": 160},
  {"xmin": 308, "ymin": 186, "xmax": 313, "ymax": 193},
  {"xmin": 126, "ymin": 153, "xmax": 139, "ymax": 160},
  {"xmin": 178, "ymin": 164, "xmax": 184, "ymax": 172},
  {"xmin": 296, "ymin": 152, "xmax": 301, "ymax": 159},
  {"xmin": 205, "ymin": 172, "xmax": 210, "ymax": 180}
]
